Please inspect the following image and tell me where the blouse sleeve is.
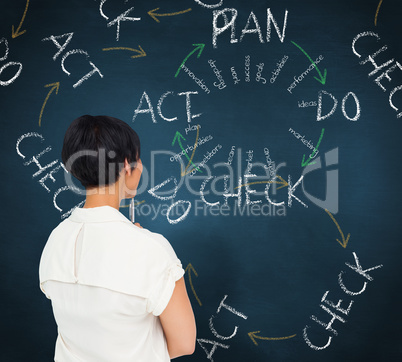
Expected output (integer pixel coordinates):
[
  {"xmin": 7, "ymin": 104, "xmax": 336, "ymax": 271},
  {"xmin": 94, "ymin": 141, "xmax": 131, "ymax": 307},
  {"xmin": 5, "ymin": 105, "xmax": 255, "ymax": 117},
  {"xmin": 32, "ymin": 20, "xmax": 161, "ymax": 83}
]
[{"xmin": 145, "ymin": 233, "xmax": 185, "ymax": 316}]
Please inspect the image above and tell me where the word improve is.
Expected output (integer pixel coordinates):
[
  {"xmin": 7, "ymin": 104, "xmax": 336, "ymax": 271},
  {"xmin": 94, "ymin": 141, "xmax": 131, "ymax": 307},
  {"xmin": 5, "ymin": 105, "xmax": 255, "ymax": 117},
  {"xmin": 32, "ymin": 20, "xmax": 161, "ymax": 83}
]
[
  {"xmin": 303, "ymin": 252, "xmax": 383, "ymax": 350},
  {"xmin": 212, "ymin": 8, "xmax": 288, "ymax": 48},
  {"xmin": 352, "ymin": 31, "xmax": 402, "ymax": 118}
]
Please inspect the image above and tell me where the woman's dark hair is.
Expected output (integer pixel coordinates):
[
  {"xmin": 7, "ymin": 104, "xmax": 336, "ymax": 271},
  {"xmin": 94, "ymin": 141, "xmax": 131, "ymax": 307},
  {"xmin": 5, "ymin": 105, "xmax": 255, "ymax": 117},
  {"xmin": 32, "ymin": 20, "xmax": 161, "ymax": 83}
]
[{"xmin": 61, "ymin": 115, "xmax": 140, "ymax": 188}]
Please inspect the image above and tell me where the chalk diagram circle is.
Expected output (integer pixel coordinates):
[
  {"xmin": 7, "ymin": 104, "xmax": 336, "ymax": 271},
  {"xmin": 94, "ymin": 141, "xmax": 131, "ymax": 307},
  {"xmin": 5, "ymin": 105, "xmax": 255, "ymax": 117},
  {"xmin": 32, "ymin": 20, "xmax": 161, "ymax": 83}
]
[
  {"xmin": 153, "ymin": 6, "xmax": 374, "ymax": 353},
  {"xmin": 167, "ymin": 39, "xmax": 343, "ymax": 345}
]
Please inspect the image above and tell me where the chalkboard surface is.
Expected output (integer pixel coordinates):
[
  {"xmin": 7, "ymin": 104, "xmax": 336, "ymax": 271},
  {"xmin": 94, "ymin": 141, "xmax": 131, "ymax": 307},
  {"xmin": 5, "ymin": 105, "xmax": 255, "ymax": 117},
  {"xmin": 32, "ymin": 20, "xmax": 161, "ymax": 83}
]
[{"xmin": 1, "ymin": 0, "xmax": 402, "ymax": 361}]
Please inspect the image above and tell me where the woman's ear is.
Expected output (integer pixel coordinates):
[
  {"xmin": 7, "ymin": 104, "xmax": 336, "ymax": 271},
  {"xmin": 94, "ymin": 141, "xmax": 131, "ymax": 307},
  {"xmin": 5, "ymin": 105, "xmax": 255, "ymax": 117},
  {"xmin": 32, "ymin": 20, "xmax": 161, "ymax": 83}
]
[{"xmin": 124, "ymin": 158, "xmax": 132, "ymax": 176}]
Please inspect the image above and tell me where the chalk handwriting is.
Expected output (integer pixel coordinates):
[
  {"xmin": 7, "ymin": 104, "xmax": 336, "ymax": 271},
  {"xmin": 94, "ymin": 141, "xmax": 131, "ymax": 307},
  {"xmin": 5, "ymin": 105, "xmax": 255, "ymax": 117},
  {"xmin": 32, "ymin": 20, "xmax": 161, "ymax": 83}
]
[
  {"xmin": 0, "ymin": 37, "xmax": 22, "ymax": 86},
  {"xmin": 212, "ymin": 8, "xmax": 288, "ymax": 48},
  {"xmin": 303, "ymin": 252, "xmax": 383, "ymax": 350},
  {"xmin": 42, "ymin": 32, "xmax": 103, "ymax": 88}
]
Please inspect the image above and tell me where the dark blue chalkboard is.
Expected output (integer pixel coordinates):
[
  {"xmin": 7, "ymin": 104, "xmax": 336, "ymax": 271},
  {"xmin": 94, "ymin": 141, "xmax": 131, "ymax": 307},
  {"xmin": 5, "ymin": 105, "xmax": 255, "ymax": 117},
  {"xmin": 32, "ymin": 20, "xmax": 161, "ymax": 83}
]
[{"xmin": 1, "ymin": 0, "xmax": 402, "ymax": 361}]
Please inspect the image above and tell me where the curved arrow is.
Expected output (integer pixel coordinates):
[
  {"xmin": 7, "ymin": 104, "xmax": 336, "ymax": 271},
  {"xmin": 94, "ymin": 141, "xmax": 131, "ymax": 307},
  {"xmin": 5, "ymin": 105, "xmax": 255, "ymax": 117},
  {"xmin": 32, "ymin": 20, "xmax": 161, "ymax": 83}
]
[
  {"xmin": 248, "ymin": 331, "xmax": 297, "ymax": 346},
  {"xmin": 39, "ymin": 82, "xmax": 60, "ymax": 127},
  {"xmin": 301, "ymin": 128, "xmax": 325, "ymax": 167},
  {"xmin": 234, "ymin": 175, "xmax": 289, "ymax": 191},
  {"xmin": 102, "ymin": 45, "xmax": 146, "ymax": 59},
  {"xmin": 375, "ymin": 0, "xmax": 384, "ymax": 26},
  {"xmin": 175, "ymin": 43, "xmax": 205, "ymax": 78},
  {"xmin": 182, "ymin": 126, "xmax": 201, "ymax": 176},
  {"xmin": 12, "ymin": 0, "xmax": 30, "ymax": 38},
  {"xmin": 325, "ymin": 209, "xmax": 350, "ymax": 248},
  {"xmin": 148, "ymin": 7, "xmax": 192, "ymax": 23},
  {"xmin": 172, "ymin": 131, "xmax": 202, "ymax": 173},
  {"xmin": 185, "ymin": 263, "xmax": 202, "ymax": 306},
  {"xmin": 291, "ymin": 41, "xmax": 327, "ymax": 85}
]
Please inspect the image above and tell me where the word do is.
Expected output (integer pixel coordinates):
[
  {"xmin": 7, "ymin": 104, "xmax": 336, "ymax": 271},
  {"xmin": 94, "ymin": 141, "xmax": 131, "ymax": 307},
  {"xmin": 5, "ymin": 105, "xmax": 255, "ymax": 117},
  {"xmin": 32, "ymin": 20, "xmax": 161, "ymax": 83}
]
[
  {"xmin": 0, "ymin": 37, "xmax": 22, "ymax": 86},
  {"xmin": 317, "ymin": 90, "xmax": 361, "ymax": 122}
]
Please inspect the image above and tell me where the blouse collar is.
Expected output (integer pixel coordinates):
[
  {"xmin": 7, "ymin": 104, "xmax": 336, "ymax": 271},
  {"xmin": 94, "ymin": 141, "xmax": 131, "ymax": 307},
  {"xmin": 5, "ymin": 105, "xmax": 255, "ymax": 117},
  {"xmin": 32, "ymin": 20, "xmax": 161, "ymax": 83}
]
[{"xmin": 68, "ymin": 205, "xmax": 132, "ymax": 224}]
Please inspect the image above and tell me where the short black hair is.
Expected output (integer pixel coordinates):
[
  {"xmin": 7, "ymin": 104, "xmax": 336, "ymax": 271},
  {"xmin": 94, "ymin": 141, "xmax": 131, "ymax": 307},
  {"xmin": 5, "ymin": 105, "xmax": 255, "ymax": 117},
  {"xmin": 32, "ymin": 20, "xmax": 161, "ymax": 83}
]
[{"xmin": 61, "ymin": 115, "xmax": 140, "ymax": 188}]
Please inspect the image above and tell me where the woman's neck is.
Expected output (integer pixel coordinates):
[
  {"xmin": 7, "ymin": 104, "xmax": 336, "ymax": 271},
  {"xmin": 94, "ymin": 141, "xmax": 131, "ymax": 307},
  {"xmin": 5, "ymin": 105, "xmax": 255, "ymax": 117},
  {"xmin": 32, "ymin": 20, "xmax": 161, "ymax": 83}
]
[{"xmin": 83, "ymin": 183, "xmax": 121, "ymax": 210}]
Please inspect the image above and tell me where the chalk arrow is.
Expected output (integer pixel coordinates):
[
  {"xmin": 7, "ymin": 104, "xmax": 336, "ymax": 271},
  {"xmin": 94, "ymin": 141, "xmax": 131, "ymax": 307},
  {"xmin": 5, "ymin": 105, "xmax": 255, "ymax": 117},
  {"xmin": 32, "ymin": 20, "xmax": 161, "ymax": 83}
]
[
  {"xmin": 291, "ymin": 41, "xmax": 327, "ymax": 85},
  {"xmin": 185, "ymin": 263, "xmax": 202, "ymax": 306},
  {"xmin": 172, "ymin": 131, "xmax": 186, "ymax": 147},
  {"xmin": 274, "ymin": 175, "xmax": 289, "ymax": 190},
  {"xmin": 12, "ymin": 0, "xmax": 30, "ymax": 38},
  {"xmin": 301, "ymin": 128, "xmax": 325, "ymax": 167},
  {"xmin": 375, "ymin": 0, "xmax": 384, "ymax": 26},
  {"xmin": 175, "ymin": 43, "xmax": 205, "ymax": 78},
  {"xmin": 102, "ymin": 45, "xmax": 146, "ymax": 59},
  {"xmin": 234, "ymin": 175, "xmax": 289, "ymax": 191},
  {"xmin": 148, "ymin": 7, "xmax": 192, "ymax": 23},
  {"xmin": 182, "ymin": 126, "xmax": 201, "ymax": 176},
  {"xmin": 172, "ymin": 131, "xmax": 202, "ymax": 173},
  {"xmin": 248, "ymin": 331, "xmax": 297, "ymax": 346},
  {"xmin": 39, "ymin": 82, "xmax": 60, "ymax": 127},
  {"xmin": 325, "ymin": 209, "xmax": 350, "ymax": 248}
]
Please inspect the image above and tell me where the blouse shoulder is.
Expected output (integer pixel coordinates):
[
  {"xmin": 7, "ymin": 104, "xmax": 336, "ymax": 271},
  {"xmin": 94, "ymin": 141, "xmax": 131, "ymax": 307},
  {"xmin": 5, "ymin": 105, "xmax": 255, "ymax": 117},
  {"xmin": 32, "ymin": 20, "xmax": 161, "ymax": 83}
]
[
  {"xmin": 40, "ymin": 215, "xmax": 184, "ymax": 304},
  {"xmin": 129, "ymin": 226, "xmax": 179, "ymax": 262}
]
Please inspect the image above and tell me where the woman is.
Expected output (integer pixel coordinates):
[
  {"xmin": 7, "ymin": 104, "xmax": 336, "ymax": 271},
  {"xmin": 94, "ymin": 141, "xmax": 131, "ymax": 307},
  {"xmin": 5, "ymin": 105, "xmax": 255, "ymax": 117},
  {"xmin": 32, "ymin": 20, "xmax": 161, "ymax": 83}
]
[{"xmin": 39, "ymin": 115, "xmax": 196, "ymax": 361}]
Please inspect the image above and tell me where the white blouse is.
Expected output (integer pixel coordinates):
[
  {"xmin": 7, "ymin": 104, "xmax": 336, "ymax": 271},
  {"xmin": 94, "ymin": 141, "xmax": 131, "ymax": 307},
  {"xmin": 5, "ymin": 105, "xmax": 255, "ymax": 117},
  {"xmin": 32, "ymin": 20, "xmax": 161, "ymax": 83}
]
[{"xmin": 39, "ymin": 205, "xmax": 184, "ymax": 362}]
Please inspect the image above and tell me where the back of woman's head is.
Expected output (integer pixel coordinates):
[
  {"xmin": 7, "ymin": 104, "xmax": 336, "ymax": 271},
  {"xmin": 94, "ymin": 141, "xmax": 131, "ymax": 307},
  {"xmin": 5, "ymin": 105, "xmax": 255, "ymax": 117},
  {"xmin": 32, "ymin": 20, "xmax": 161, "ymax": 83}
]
[{"xmin": 61, "ymin": 115, "xmax": 141, "ymax": 188}]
